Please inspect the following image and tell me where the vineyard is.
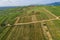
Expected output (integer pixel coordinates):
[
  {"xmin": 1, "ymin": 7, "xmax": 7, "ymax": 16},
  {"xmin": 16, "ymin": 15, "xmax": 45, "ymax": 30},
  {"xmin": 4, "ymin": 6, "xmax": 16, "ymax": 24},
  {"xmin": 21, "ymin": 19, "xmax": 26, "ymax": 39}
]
[{"xmin": 0, "ymin": 6, "xmax": 60, "ymax": 40}]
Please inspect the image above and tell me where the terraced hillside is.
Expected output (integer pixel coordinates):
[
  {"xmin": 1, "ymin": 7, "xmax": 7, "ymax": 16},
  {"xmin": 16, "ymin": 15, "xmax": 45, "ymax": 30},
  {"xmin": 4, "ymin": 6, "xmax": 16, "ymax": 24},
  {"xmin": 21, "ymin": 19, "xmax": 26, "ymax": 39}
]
[{"xmin": 0, "ymin": 6, "xmax": 60, "ymax": 40}]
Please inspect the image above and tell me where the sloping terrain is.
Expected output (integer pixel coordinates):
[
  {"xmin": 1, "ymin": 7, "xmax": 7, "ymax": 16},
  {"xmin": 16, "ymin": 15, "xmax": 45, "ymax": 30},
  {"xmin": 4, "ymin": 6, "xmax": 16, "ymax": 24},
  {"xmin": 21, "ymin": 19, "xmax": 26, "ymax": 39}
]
[{"xmin": 0, "ymin": 6, "xmax": 60, "ymax": 40}]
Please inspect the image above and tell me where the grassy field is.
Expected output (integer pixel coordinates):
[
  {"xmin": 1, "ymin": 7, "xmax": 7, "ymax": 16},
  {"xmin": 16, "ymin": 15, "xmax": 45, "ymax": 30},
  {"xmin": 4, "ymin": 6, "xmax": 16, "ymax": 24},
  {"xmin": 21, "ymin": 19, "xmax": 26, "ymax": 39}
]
[
  {"xmin": 45, "ymin": 20, "xmax": 60, "ymax": 40},
  {"xmin": 45, "ymin": 6, "xmax": 60, "ymax": 16},
  {"xmin": 0, "ymin": 6, "xmax": 60, "ymax": 40}
]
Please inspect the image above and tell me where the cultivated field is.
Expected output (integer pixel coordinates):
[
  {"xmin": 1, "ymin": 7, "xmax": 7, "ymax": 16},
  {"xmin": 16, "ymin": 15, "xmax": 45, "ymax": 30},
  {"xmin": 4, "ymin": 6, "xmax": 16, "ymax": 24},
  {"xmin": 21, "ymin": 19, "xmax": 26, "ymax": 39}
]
[{"xmin": 0, "ymin": 6, "xmax": 60, "ymax": 40}]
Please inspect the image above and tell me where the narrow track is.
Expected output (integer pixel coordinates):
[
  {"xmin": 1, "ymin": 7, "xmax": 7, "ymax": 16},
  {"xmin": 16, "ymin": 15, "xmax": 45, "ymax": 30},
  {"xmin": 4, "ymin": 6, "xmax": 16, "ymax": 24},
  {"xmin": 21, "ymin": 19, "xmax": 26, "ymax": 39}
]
[
  {"xmin": 15, "ymin": 17, "xmax": 20, "ymax": 24},
  {"xmin": 32, "ymin": 15, "xmax": 37, "ymax": 21},
  {"xmin": 42, "ymin": 8, "xmax": 58, "ymax": 18},
  {"xmin": 41, "ymin": 22, "xmax": 53, "ymax": 40},
  {"xmin": 14, "ymin": 18, "xmax": 60, "ymax": 26}
]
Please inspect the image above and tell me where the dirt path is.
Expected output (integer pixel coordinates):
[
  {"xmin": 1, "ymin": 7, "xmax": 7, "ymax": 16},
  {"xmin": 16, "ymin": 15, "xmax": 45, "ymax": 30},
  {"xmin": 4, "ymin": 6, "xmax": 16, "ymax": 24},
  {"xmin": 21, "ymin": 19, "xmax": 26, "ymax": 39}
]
[
  {"xmin": 14, "ymin": 18, "xmax": 60, "ymax": 25},
  {"xmin": 41, "ymin": 22, "xmax": 53, "ymax": 40},
  {"xmin": 42, "ymin": 8, "xmax": 58, "ymax": 19},
  {"xmin": 15, "ymin": 17, "xmax": 20, "ymax": 24},
  {"xmin": 32, "ymin": 15, "xmax": 37, "ymax": 21},
  {"xmin": 14, "ymin": 15, "xmax": 60, "ymax": 25}
]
